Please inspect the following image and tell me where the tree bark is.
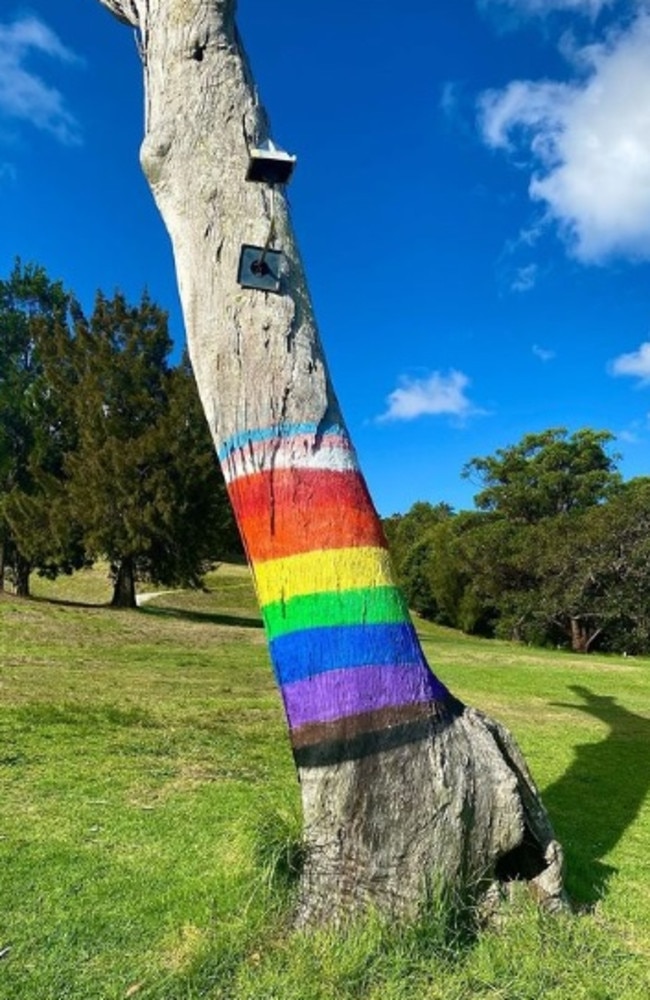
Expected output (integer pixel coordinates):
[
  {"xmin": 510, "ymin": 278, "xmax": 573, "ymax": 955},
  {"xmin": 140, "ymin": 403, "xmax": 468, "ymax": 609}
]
[
  {"xmin": 14, "ymin": 553, "xmax": 30, "ymax": 598},
  {"xmin": 111, "ymin": 555, "xmax": 137, "ymax": 608},
  {"xmin": 94, "ymin": 0, "xmax": 565, "ymax": 923},
  {"xmin": 568, "ymin": 616, "xmax": 602, "ymax": 654}
]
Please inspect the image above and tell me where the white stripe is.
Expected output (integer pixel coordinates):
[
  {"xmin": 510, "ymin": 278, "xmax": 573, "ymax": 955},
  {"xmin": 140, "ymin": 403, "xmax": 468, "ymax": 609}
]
[{"xmin": 222, "ymin": 434, "xmax": 359, "ymax": 484}]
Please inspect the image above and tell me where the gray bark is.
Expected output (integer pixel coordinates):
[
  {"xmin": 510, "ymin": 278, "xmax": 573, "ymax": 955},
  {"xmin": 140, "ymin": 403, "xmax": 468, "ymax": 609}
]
[{"xmin": 94, "ymin": 0, "xmax": 565, "ymax": 924}]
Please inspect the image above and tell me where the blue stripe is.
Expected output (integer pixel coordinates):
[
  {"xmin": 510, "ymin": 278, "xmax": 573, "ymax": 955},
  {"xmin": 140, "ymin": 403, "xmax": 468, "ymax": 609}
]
[
  {"xmin": 269, "ymin": 622, "xmax": 425, "ymax": 686},
  {"xmin": 217, "ymin": 421, "xmax": 346, "ymax": 461}
]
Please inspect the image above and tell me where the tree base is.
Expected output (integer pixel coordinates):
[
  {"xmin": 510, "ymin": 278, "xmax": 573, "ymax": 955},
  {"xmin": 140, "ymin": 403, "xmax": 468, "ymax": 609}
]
[{"xmin": 295, "ymin": 701, "xmax": 565, "ymax": 926}]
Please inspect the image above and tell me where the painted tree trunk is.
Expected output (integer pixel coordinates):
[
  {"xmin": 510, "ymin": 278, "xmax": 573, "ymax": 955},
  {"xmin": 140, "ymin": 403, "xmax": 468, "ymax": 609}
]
[{"xmin": 94, "ymin": 0, "xmax": 565, "ymax": 923}]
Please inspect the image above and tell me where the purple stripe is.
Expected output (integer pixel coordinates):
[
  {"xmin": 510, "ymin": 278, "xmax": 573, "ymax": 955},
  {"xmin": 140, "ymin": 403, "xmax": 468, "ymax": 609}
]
[{"xmin": 282, "ymin": 662, "xmax": 448, "ymax": 728}]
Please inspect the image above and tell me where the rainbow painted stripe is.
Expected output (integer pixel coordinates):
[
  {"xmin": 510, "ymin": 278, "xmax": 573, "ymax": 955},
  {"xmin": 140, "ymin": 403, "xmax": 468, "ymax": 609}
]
[{"xmin": 220, "ymin": 421, "xmax": 452, "ymax": 764}]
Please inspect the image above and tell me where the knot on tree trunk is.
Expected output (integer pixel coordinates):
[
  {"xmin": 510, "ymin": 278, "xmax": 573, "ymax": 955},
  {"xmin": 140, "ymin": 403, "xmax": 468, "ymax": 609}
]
[{"xmin": 140, "ymin": 127, "xmax": 176, "ymax": 188}]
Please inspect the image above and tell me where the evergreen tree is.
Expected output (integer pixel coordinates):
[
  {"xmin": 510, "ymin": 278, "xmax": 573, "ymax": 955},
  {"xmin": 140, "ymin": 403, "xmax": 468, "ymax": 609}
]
[
  {"xmin": 0, "ymin": 260, "xmax": 80, "ymax": 595},
  {"xmin": 62, "ymin": 291, "xmax": 239, "ymax": 606},
  {"xmin": 120, "ymin": 351, "xmax": 241, "ymax": 592}
]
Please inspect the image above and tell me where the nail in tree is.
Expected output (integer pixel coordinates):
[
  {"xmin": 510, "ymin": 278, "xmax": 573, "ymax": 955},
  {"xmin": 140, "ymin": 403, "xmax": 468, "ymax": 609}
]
[{"xmin": 95, "ymin": 0, "xmax": 565, "ymax": 923}]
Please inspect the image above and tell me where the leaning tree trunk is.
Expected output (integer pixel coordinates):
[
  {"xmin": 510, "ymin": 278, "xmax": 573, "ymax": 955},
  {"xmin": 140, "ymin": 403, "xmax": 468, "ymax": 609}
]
[{"xmin": 95, "ymin": 0, "xmax": 565, "ymax": 923}]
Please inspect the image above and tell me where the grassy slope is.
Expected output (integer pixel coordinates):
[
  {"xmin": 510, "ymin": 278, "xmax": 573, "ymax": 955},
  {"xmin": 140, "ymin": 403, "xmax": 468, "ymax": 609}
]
[{"xmin": 1, "ymin": 566, "xmax": 649, "ymax": 999}]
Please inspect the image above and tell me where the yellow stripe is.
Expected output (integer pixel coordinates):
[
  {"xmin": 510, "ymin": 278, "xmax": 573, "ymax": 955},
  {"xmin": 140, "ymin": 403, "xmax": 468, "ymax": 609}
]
[{"xmin": 254, "ymin": 546, "xmax": 395, "ymax": 607}]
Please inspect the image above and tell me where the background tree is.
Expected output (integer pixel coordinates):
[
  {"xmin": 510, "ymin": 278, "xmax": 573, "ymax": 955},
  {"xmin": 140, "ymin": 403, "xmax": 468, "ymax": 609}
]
[
  {"xmin": 60, "ymin": 291, "xmax": 238, "ymax": 607},
  {"xmin": 0, "ymin": 260, "xmax": 80, "ymax": 595},
  {"xmin": 384, "ymin": 502, "xmax": 454, "ymax": 619},
  {"xmin": 389, "ymin": 442, "xmax": 650, "ymax": 655},
  {"xmin": 572, "ymin": 478, "xmax": 650, "ymax": 654},
  {"xmin": 463, "ymin": 428, "xmax": 621, "ymax": 524},
  {"xmin": 456, "ymin": 428, "xmax": 625, "ymax": 650},
  {"xmin": 94, "ymin": 0, "xmax": 565, "ymax": 923},
  {"xmin": 136, "ymin": 351, "xmax": 242, "ymax": 589}
]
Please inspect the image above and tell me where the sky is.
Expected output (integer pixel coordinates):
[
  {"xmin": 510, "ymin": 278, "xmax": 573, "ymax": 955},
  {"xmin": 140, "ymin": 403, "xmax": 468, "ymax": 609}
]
[{"xmin": 2, "ymin": 0, "xmax": 650, "ymax": 515}]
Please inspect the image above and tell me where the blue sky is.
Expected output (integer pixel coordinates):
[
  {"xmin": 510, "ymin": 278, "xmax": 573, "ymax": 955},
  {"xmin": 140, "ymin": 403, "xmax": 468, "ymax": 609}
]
[{"xmin": 2, "ymin": 0, "xmax": 650, "ymax": 515}]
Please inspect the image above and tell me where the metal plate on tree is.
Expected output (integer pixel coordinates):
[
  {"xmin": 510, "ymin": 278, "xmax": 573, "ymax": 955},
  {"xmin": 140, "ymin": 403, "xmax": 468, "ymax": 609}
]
[{"xmin": 237, "ymin": 245, "xmax": 283, "ymax": 292}]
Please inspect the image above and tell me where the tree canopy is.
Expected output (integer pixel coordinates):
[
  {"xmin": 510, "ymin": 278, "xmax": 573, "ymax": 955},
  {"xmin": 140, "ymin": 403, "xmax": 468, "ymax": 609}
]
[
  {"xmin": 1, "ymin": 262, "xmax": 240, "ymax": 605},
  {"xmin": 463, "ymin": 427, "xmax": 621, "ymax": 524},
  {"xmin": 387, "ymin": 428, "xmax": 650, "ymax": 654},
  {"xmin": 0, "ymin": 261, "xmax": 81, "ymax": 593}
]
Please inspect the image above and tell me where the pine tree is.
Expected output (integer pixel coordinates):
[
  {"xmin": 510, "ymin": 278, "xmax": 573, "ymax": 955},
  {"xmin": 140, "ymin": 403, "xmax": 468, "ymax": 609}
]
[
  {"xmin": 63, "ymin": 291, "xmax": 238, "ymax": 606},
  {"xmin": 0, "ymin": 260, "xmax": 79, "ymax": 595}
]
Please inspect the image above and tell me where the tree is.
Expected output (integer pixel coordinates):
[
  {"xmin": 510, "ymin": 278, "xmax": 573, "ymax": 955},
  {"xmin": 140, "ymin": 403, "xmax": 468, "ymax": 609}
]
[
  {"xmin": 551, "ymin": 478, "xmax": 650, "ymax": 654},
  {"xmin": 463, "ymin": 428, "xmax": 621, "ymax": 524},
  {"xmin": 60, "ymin": 291, "xmax": 237, "ymax": 607},
  {"xmin": 3, "ymin": 276, "xmax": 238, "ymax": 605},
  {"xmin": 139, "ymin": 352, "xmax": 243, "ymax": 587},
  {"xmin": 0, "ymin": 260, "xmax": 80, "ymax": 595},
  {"xmin": 598, "ymin": 478, "xmax": 650, "ymax": 651},
  {"xmin": 384, "ymin": 502, "xmax": 455, "ymax": 619},
  {"xmin": 93, "ymin": 0, "xmax": 565, "ymax": 922}
]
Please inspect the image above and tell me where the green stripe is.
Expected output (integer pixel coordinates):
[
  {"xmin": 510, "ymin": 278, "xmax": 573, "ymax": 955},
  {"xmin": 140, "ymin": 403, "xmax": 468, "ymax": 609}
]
[{"xmin": 262, "ymin": 586, "xmax": 410, "ymax": 639}]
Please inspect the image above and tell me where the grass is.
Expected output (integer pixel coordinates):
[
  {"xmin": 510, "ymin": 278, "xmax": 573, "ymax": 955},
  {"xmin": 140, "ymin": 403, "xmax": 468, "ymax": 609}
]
[{"xmin": 1, "ymin": 565, "xmax": 649, "ymax": 998}]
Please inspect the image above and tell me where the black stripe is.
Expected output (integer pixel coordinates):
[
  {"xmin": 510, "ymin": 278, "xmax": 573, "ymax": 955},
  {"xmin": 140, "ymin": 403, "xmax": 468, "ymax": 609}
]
[{"xmin": 293, "ymin": 696, "xmax": 465, "ymax": 768}]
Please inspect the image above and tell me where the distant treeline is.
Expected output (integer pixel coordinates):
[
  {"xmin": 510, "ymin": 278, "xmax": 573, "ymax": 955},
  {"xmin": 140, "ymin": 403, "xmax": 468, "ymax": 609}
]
[
  {"xmin": 383, "ymin": 428, "xmax": 650, "ymax": 654},
  {"xmin": 0, "ymin": 260, "xmax": 241, "ymax": 606}
]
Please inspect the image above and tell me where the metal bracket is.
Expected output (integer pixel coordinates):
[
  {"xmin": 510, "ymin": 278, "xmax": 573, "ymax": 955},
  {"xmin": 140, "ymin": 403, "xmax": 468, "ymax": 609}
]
[
  {"xmin": 237, "ymin": 244, "xmax": 283, "ymax": 292},
  {"xmin": 246, "ymin": 139, "xmax": 296, "ymax": 185}
]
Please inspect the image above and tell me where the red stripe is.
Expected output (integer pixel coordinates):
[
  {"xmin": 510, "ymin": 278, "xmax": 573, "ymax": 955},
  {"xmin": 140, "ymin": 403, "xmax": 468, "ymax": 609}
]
[{"xmin": 228, "ymin": 468, "xmax": 386, "ymax": 560}]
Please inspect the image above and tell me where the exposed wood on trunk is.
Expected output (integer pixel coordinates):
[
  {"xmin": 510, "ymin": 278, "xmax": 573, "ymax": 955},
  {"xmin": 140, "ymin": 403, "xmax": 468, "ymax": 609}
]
[{"xmin": 94, "ymin": 0, "xmax": 566, "ymax": 923}]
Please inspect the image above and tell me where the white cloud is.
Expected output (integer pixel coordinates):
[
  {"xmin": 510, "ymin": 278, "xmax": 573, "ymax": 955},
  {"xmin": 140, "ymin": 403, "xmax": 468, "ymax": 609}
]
[
  {"xmin": 617, "ymin": 426, "xmax": 640, "ymax": 442},
  {"xmin": 480, "ymin": 0, "xmax": 614, "ymax": 15},
  {"xmin": 609, "ymin": 341, "xmax": 650, "ymax": 383},
  {"xmin": 440, "ymin": 81, "xmax": 462, "ymax": 119},
  {"xmin": 377, "ymin": 370, "xmax": 477, "ymax": 422},
  {"xmin": 533, "ymin": 343, "xmax": 556, "ymax": 360},
  {"xmin": 478, "ymin": 13, "xmax": 650, "ymax": 262},
  {"xmin": 0, "ymin": 16, "xmax": 81, "ymax": 144},
  {"xmin": 616, "ymin": 412, "xmax": 650, "ymax": 440},
  {"xmin": 511, "ymin": 263, "xmax": 539, "ymax": 290}
]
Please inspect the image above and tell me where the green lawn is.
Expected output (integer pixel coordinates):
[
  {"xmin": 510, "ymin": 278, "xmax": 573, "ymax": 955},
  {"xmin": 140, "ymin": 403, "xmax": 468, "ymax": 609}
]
[{"xmin": 1, "ymin": 567, "xmax": 649, "ymax": 998}]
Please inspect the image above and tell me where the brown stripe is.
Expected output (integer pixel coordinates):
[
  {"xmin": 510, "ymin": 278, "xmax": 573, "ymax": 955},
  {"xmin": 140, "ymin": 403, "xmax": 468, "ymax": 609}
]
[
  {"xmin": 292, "ymin": 698, "xmax": 465, "ymax": 769},
  {"xmin": 290, "ymin": 700, "xmax": 447, "ymax": 750}
]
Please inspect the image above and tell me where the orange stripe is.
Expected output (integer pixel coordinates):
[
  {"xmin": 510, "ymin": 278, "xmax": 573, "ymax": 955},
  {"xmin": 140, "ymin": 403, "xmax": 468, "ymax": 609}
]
[
  {"xmin": 228, "ymin": 468, "xmax": 385, "ymax": 559},
  {"xmin": 239, "ymin": 502, "xmax": 385, "ymax": 560},
  {"xmin": 228, "ymin": 467, "xmax": 374, "ymax": 519}
]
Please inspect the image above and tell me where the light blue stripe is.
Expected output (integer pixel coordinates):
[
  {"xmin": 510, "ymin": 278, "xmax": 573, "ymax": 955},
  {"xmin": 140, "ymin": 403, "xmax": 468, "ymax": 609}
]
[{"xmin": 217, "ymin": 421, "xmax": 346, "ymax": 461}]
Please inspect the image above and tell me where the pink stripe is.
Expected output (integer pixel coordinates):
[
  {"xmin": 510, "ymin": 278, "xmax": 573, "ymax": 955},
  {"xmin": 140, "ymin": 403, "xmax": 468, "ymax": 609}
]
[{"xmin": 222, "ymin": 433, "xmax": 357, "ymax": 483}]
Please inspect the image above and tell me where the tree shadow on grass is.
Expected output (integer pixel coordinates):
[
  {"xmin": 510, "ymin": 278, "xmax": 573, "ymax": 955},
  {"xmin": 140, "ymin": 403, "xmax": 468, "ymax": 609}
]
[
  {"xmin": 25, "ymin": 592, "xmax": 264, "ymax": 628},
  {"xmin": 543, "ymin": 684, "xmax": 650, "ymax": 908},
  {"xmin": 30, "ymin": 595, "xmax": 110, "ymax": 609},
  {"xmin": 140, "ymin": 605, "xmax": 263, "ymax": 630}
]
